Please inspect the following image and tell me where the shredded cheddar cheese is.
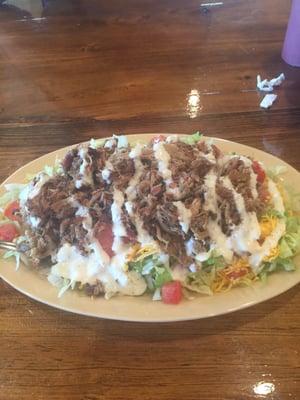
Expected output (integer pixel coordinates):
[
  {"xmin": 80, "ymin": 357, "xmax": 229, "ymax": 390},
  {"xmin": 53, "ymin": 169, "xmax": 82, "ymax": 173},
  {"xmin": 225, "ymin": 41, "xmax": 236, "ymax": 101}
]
[
  {"xmin": 263, "ymin": 246, "xmax": 280, "ymax": 262},
  {"xmin": 211, "ymin": 259, "xmax": 257, "ymax": 293},
  {"xmin": 259, "ymin": 215, "xmax": 278, "ymax": 240},
  {"xmin": 126, "ymin": 244, "xmax": 141, "ymax": 262},
  {"xmin": 125, "ymin": 244, "xmax": 159, "ymax": 271}
]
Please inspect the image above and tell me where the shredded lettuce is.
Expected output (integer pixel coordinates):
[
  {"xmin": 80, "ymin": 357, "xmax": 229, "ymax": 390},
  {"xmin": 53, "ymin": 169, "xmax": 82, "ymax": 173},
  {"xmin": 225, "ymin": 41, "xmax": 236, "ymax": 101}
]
[
  {"xmin": 259, "ymin": 166, "xmax": 300, "ymax": 279},
  {"xmin": 3, "ymin": 250, "xmax": 21, "ymax": 270},
  {"xmin": 284, "ymin": 187, "xmax": 300, "ymax": 213},
  {"xmin": 181, "ymin": 131, "xmax": 203, "ymax": 145},
  {"xmin": 90, "ymin": 135, "xmax": 128, "ymax": 150},
  {"xmin": 57, "ymin": 279, "xmax": 72, "ymax": 298},
  {"xmin": 259, "ymin": 213, "xmax": 300, "ymax": 277},
  {"xmin": 267, "ymin": 165, "xmax": 287, "ymax": 181},
  {"xmin": 184, "ymin": 252, "xmax": 226, "ymax": 295},
  {"xmin": 152, "ymin": 288, "xmax": 161, "ymax": 301},
  {"xmin": 128, "ymin": 254, "xmax": 172, "ymax": 291},
  {"xmin": 114, "ymin": 135, "xmax": 128, "ymax": 148},
  {"xmin": 202, "ymin": 252, "xmax": 226, "ymax": 270},
  {"xmin": 0, "ymin": 161, "xmax": 62, "ymax": 211},
  {"xmin": 43, "ymin": 162, "xmax": 63, "ymax": 177},
  {"xmin": 90, "ymin": 138, "xmax": 105, "ymax": 149},
  {"xmin": 0, "ymin": 184, "xmax": 25, "ymax": 208},
  {"xmin": 280, "ymin": 215, "xmax": 300, "ymax": 258},
  {"xmin": 263, "ymin": 208, "xmax": 284, "ymax": 219},
  {"xmin": 184, "ymin": 269, "xmax": 215, "ymax": 295}
]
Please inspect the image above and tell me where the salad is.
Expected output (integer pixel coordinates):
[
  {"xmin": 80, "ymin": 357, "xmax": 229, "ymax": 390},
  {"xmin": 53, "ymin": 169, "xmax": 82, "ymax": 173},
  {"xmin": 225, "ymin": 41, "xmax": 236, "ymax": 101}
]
[{"xmin": 0, "ymin": 133, "xmax": 299, "ymax": 305}]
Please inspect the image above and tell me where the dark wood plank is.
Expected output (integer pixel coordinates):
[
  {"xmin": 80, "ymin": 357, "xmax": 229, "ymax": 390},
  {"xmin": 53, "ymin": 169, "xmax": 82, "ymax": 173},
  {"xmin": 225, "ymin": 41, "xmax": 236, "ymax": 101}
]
[
  {"xmin": 0, "ymin": 0, "xmax": 298, "ymax": 121},
  {"xmin": 1, "ymin": 108, "xmax": 300, "ymax": 183}
]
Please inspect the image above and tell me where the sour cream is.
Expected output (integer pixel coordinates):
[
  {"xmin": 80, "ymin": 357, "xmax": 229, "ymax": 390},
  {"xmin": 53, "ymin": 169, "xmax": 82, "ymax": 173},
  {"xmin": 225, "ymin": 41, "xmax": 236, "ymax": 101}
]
[{"xmin": 50, "ymin": 242, "xmax": 146, "ymax": 297}]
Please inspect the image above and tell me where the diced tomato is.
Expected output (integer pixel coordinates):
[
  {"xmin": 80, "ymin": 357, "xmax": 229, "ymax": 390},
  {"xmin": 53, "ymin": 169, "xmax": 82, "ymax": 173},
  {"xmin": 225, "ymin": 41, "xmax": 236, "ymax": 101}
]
[
  {"xmin": 94, "ymin": 223, "xmax": 115, "ymax": 258},
  {"xmin": 150, "ymin": 135, "xmax": 166, "ymax": 144},
  {"xmin": 252, "ymin": 161, "xmax": 266, "ymax": 183},
  {"xmin": 0, "ymin": 223, "xmax": 19, "ymax": 242},
  {"xmin": 161, "ymin": 281, "xmax": 182, "ymax": 304},
  {"xmin": 226, "ymin": 268, "xmax": 248, "ymax": 280},
  {"xmin": 258, "ymin": 184, "xmax": 270, "ymax": 203},
  {"xmin": 4, "ymin": 200, "xmax": 21, "ymax": 222}
]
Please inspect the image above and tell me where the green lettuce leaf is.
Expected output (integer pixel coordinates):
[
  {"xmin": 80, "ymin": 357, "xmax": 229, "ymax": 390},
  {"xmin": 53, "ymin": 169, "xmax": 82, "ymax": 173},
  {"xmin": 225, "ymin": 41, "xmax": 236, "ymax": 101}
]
[
  {"xmin": 3, "ymin": 250, "xmax": 21, "ymax": 270},
  {"xmin": 202, "ymin": 252, "xmax": 226, "ymax": 270},
  {"xmin": 259, "ymin": 213, "xmax": 300, "ymax": 278},
  {"xmin": 184, "ymin": 268, "xmax": 215, "ymax": 295},
  {"xmin": 266, "ymin": 165, "xmax": 287, "ymax": 181},
  {"xmin": 181, "ymin": 131, "xmax": 203, "ymax": 145},
  {"xmin": 89, "ymin": 138, "xmax": 105, "ymax": 149},
  {"xmin": 43, "ymin": 161, "xmax": 63, "ymax": 177},
  {"xmin": 0, "ymin": 184, "xmax": 25, "ymax": 208},
  {"xmin": 128, "ymin": 254, "xmax": 172, "ymax": 291}
]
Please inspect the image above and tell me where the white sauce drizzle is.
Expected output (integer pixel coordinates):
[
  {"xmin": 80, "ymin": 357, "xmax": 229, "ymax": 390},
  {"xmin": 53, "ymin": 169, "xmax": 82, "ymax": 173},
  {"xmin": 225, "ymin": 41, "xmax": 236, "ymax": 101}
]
[
  {"xmin": 50, "ymin": 243, "xmax": 146, "ymax": 297},
  {"xmin": 101, "ymin": 160, "xmax": 113, "ymax": 184},
  {"xmin": 123, "ymin": 143, "xmax": 158, "ymax": 247},
  {"xmin": 197, "ymin": 143, "xmax": 216, "ymax": 164},
  {"xmin": 153, "ymin": 141, "xmax": 180, "ymax": 197},
  {"xmin": 207, "ymin": 219, "xmax": 233, "ymax": 262},
  {"xmin": 153, "ymin": 141, "xmax": 171, "ymax": 181},
  {"xmin": 75, "ymin": 148, "xmax": 93, "ymax": 189},
  {"xmin": 203, "ymin": 171, "xmax": 218, "ymax": 213},
  {"xmin": 38, "ymin": 138, "xmax": 287, "ymax": 296},
  {"xmin": 221, "ymin": 176, "xmax": 261, "ymax": 255},
  {"xmin": 29, "ymin": 215, "xmax": 41, "ymax": 228},
  {"xmin": 75, "ymin": 206, "xmax": 93, "ymax": 231},
  {"xmin": 126, "ymin": 143, "xmax": 144, "ymax": 201},
  {"xmin": 111, "ymin": 188, "xmax": 127, "ymax": 253},
  {"xmin": 124, "ymin": 200, "xmax": 157, "ymax": 247},
  {"xmin": 173, "ymin": 201, "xmax": 192, "ymax": 234},
  {"xmin": 166, "ymin": 135, "xmax": 179, "ymax": 143},
  {"xmin": 20, "ymin": 173, "xmax": 50, "ymax": 206},
  {"xmin": 104, "ymin": 138, "xmax": 116, "ymax": 149}
]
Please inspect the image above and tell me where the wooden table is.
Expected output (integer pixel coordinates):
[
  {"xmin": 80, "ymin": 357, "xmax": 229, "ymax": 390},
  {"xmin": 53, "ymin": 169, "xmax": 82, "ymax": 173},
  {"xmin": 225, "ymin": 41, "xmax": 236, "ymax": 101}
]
[{"xmin": 0, "ymin": 1, "xmax": 299, "ymax": 399}]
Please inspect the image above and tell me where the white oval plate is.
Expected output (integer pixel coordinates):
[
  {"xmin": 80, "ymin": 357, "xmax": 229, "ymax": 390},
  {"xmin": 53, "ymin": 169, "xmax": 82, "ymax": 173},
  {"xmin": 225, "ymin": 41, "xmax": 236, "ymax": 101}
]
[{"xmin": 0, "ymin": 134, "xmax": 299, "ymax": 322}]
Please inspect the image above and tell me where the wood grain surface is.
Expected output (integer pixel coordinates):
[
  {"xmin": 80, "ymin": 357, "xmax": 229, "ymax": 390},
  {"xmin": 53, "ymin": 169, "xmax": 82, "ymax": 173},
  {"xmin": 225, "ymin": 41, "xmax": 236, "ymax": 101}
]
[{"xmin": 0, "ymin": 0, "xmax": 299, "ymax": 399}]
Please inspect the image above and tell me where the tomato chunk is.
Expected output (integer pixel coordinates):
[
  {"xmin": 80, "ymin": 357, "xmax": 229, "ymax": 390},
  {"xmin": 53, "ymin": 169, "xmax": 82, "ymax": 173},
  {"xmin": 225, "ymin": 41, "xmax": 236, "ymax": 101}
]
[
  {"xmin": 150, "ymin": 135, "xmax": 166, "ymax": 144},
  {"xmin": 94, "ymin": 222, "xmax": 115, "ymax": 258},
  {"xmin": 226, "ymin": 268, "xmax": 248, "ymax": 280},
  {"xmin": 161, "ymin": 281, "xmax": 182, "ymax": 304},
  {"xmin": 4, "ymin": 200, "xmax": 21, "ymax": 222},
  {"xmin": 0, "ymin": 223, "xmax": 19, "ymax": 242},
  {"xmin": 252, "ymin": 161, "xmax": 266, "ymax": 183}
]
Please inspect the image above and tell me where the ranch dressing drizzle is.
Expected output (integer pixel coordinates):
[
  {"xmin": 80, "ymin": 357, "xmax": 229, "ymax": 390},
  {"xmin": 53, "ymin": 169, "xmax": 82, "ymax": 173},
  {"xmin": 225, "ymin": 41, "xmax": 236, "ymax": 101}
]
[
  {"xmin": 220, "ymin": 176, "xmax": 261, "ymax": 255},
  {"xmin": 153, "ymin": 141, "xmax": 180, "ymax": 197}
]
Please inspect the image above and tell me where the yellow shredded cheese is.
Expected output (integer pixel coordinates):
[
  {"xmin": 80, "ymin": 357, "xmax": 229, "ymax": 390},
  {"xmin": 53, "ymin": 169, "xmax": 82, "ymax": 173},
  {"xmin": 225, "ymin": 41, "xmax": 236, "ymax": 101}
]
[
  {"xmin": 125, "ymin": 244, "xmax": 159, "ymax": 272},
  {"xmin": 259, "ymin": 215, "xmax": 278, "ymax": 240},
  {"xmin": 263, "ymin": 246, "xmax": 280, "ymax": 262},
  {"xmin": 211, "ymin": 259, "xmax": 257, "ymax": 293},
  {"xmin": 126, "ymin": 244, "xmax": 141, "ymax": 262}
]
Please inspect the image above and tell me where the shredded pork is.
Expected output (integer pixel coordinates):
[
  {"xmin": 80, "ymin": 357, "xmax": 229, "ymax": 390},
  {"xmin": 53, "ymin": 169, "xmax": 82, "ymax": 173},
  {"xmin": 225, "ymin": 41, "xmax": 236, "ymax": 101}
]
[{"xmin": 19, "ymin": 137, "xmax": 271, "ymax": 268}]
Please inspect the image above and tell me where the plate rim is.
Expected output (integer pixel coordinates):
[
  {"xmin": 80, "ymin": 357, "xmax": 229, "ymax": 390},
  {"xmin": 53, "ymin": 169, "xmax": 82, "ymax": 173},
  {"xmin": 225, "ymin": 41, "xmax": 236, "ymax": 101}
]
[{"xmin": 1, "ymin": 133, "xmax": 299, "ymax": 322}]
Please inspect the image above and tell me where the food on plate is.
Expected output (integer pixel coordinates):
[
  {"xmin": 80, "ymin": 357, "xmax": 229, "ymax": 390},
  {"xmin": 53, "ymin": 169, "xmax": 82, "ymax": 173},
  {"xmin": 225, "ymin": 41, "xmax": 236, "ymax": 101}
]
[{"xmin": 1, "ymin": 133, "xmax": 299, "ymax": 304}]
